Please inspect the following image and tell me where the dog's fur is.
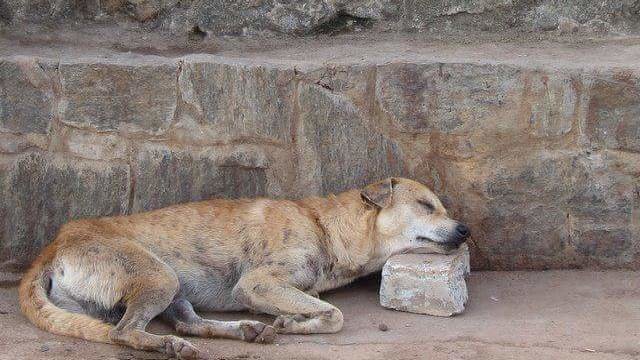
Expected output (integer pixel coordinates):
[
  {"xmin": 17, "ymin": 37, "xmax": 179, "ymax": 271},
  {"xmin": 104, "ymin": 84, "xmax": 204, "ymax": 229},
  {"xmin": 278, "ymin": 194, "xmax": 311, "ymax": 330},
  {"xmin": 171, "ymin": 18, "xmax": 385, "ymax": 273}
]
[{"xmin": 19, "ymin": 177, "xmax": 469, "ymax": 359}]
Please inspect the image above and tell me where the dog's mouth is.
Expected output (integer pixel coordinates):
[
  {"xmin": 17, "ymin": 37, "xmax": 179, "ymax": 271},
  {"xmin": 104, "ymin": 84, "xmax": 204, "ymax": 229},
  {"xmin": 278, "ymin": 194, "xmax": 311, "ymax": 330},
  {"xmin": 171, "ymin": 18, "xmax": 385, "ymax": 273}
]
[
  {"xmin": 408, "ymin": 236, "xmax": 460, "ymax": 254},
  {"xmin": 416, "ymin": 236, "xmax": 438, "ymax": 243}
]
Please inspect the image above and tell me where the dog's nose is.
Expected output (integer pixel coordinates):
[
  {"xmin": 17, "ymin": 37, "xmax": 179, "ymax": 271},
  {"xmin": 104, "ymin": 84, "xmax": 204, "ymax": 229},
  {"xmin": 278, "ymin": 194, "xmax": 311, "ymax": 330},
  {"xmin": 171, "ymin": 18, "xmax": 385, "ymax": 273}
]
[{"xmin": 455, "ymin": 223, "xmax": 470, "ymax": 239}]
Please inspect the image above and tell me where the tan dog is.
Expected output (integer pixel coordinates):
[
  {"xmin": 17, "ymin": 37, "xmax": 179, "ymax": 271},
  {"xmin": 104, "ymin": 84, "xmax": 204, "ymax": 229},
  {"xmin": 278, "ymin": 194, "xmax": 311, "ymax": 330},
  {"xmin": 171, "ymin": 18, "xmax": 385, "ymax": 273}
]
[{"xmin": 19, "ymin": 177, "xmax": 469, "ymax": 359}]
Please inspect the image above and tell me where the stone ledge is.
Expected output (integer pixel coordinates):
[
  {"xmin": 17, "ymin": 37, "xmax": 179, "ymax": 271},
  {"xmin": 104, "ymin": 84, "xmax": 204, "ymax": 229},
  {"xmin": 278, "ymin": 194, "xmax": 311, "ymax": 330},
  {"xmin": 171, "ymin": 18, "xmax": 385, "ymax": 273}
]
[{"xmin": 380, "ymin": 244, "xmax": 470, "ymax": 316}]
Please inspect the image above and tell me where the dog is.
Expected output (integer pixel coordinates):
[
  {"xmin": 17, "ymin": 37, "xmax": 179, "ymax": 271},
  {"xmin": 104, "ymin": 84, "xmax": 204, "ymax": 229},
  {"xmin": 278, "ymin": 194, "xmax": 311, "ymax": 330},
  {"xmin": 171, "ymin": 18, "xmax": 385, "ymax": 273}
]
[{"xmin": 19, "ymin": 177, "xmax": 470, "ymax": 359}]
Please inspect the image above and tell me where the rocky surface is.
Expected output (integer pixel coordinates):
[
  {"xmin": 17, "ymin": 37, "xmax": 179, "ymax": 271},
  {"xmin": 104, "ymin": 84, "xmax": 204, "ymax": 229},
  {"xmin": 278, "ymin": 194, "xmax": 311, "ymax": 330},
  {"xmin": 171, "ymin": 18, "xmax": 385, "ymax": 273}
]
[
  {"xmin": 0, "ymin": 35, "xmax": 639, "ymax": 271},
  {"xmin": 380, "ymin": 244, "xmax": 470, "ymax": 316},
  {"xmin": 1, "ymin": 0, "xmax": 639, "ymax": 35}
]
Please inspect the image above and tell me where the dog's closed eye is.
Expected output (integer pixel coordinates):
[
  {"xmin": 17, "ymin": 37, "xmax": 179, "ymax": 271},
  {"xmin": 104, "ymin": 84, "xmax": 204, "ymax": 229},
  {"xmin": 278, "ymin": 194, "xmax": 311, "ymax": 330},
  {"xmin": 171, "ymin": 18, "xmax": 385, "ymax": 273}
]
[{"xmin": 417, "ymin": 199, "xmax": 435, "ymax": 213}]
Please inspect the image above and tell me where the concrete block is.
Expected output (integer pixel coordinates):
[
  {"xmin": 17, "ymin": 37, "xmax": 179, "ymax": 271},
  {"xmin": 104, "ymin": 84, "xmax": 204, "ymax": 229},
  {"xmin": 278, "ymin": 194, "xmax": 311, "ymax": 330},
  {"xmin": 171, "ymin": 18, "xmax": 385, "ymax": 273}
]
[{"xmin": 380, "ymin": 244, "xmax": 469, "ymax": 316}]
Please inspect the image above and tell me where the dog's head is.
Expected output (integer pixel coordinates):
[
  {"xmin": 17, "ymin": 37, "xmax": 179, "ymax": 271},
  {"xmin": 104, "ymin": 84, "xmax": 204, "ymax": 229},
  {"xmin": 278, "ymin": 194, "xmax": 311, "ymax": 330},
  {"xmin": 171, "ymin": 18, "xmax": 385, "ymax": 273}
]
[{"xmin": 361, "ymin": 177, "xmax": 470, "ymax": 255}]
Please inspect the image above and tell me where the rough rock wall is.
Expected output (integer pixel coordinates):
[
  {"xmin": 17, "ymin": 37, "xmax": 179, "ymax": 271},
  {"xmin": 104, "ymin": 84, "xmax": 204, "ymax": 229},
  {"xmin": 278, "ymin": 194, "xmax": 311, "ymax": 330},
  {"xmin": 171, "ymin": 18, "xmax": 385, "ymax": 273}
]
[
  {"xmin": 318, "ymin": 62, "xmax": 640, "ymax": 270},
  {"xmin": 1, "ymin": 53, "xmax": 639, "ymax": 271},
  {"xmin": 1, "ymin": 0, "xmax": 639, "ymax": 35}
]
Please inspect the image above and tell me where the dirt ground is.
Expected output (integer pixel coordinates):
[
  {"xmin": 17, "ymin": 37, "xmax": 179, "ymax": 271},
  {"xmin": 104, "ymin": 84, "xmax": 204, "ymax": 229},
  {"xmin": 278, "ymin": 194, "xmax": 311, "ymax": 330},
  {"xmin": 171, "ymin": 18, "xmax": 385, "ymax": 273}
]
[{"xmin": 1, "ymin": 270, "xmax": 638, "ymax": 360}]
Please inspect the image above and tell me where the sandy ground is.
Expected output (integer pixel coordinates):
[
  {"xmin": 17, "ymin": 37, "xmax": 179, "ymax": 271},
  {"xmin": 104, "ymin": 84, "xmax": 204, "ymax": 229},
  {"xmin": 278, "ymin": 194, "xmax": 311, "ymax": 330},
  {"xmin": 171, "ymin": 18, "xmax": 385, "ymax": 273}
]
[{"xmin": 1, "ymin": 270, "xmax": 639, "ymax": 360}]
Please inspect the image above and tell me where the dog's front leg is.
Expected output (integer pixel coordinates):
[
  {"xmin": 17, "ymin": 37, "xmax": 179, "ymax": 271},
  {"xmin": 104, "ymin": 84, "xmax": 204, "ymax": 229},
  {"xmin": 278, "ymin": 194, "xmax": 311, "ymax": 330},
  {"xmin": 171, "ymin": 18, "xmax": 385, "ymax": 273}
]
[{"xmin": 232, "ymin": 272, "xmax": 343, "ymax": 334}]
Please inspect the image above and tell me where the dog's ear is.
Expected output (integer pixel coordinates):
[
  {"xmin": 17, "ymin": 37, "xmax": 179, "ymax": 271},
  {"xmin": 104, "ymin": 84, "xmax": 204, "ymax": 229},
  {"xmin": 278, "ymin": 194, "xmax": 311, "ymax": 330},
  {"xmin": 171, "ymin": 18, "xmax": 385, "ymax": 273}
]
[{"xmin": 361, "ymin": 178, "xmax": 396, "ymax": 208}]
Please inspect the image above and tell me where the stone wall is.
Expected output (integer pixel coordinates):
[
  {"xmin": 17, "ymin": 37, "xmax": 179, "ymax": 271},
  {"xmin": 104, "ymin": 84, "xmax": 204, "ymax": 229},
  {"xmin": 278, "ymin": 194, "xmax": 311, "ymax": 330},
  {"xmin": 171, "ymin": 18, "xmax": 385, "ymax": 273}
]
[
  {"xmin": 1, "ymin": 53, "xmax": 639, "ymax": 271},
  {"xmin": 1, "ymin": 0, "xmax": 639, "ymax": 35}
]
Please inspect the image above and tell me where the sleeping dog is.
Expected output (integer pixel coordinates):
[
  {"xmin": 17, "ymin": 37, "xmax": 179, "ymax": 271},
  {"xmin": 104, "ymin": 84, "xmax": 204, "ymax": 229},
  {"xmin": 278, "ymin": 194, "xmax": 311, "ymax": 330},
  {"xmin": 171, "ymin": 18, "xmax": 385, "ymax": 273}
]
[{"xmin": 19, "ymin": 177, "xmax": 469, "ymax": 359}]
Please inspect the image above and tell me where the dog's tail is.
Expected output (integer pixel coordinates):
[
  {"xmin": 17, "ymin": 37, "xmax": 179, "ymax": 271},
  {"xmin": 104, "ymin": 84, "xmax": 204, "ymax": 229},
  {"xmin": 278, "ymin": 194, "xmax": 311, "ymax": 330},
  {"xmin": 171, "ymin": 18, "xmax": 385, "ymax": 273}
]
[{"xmin": 18, "ymin": 245, "xmax": 114, "ymax": 344}]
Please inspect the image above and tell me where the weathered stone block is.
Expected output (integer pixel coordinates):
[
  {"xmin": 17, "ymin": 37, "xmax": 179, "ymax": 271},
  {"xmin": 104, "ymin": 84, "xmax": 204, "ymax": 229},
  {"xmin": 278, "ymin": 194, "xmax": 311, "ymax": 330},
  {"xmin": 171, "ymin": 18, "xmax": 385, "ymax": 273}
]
[
  {"xmin": 297, "ymin": 82, "xmax": 405, "ymax": 195},
  {"xmin": 525, "ymin": 71, "xmax": 578, "ymax": 138},
  {"xmin": 0, "ymin": 152, "xmax": 130, "ymax": 268},
  {"xmin": 0, "ymin": 133, "xmax": 48, "ymax": 153},
  {"xmin": 59, "ymin": 61, "xmax": 178, "ymax": 133},
  {"xmin": 125, "ymin": 0, "xmax": 178, "ymax": 22},
  {"xmin": 376, "ymin": 63, "xmax": 523, "ymax": 134},
  {"xmin": 380, "ymin": 244, "xmax": 470, "ymax": 316},
  {"xmin": 180, "ymin": 60, "xmax": 295, "ymax": 143},
  {"xmin": 266, "ymin": 0, "xmax": 337, "ymax": 33},
  {"xmin": 131, "ymin": 143, "xmax": 269, "ymax": 212},
  {"xmin": 586, "ymin": 70, "xmax": 640, "ymax": 153},
  {"xmin": 395, "ymin": 0, "xmax": 514, "ymax": 30},
  {"xmin": 0, "ymin": 0, "xmax": 76, "ymax": 23},
  {"xmin": 566, "ymin": 151, "xmax": 640, "ymax": 268},
  {"xmin": 0, "ymin": 58, "xmax": 55, "ymax": 134},
  {"xmin": 375, "ymin": 64, "xmax": 582, "ymax": 148},
  {"xmin": 168, "ymin": 0, "xmax": 379, "ymax": 35},
  {"xmin": 439, "ymin": 147, "xmax": 640, "ymax": 270},
  {"xmin": 305, "ymin": 64, "xmax": 374, "ymax": 109},
  {"xmin": 186, "ymin": 1, "xmax": 261, "ymax": 35},
  {"xmin": 63, "ymin": 129, "xmax": 129, "ymax": 161},
  {"xmin": 469, "ymin": 150, "xmax": 576, "ymax": 266},
  {"xmin": 568, "ymin": 152, "xmax": 637, "ymax": 223},
  {"xmin": 338, "ymin": 0, "xmax": 397, "ymax": 20}
]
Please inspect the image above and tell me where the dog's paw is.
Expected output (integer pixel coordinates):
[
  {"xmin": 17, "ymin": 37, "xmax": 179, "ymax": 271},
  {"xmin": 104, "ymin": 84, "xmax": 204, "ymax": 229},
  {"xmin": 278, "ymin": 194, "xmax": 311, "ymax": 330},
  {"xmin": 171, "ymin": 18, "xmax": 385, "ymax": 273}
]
[
  {"xmin": 273, "ymin": 314, "xmax": 309, "ymax": 333},
  {"xmin": 239, "ymin": 321, "xmax": 277, "ymax": 343},
  {"xmin": 162, "ymin": 335, "xmax": 205, "ymax": 359}
]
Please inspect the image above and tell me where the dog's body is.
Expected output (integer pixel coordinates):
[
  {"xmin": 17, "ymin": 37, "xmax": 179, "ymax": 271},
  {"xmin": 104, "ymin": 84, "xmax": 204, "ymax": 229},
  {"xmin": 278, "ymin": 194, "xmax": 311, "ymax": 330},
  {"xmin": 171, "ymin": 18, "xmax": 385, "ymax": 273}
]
[{"xmin": 19, "ymin": 178, "xmax": 469, "ymax": 359}]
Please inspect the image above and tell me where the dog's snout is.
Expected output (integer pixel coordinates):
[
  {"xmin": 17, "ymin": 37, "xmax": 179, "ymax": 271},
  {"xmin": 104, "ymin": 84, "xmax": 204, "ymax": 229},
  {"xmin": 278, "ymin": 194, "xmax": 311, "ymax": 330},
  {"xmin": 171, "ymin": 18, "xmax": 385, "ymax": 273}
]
[
  {"xmin": 455, "ymin": 223, "xmax": 470, "ymax": 240},
  {"xmin": 444, "ymin": 223, "xmax": 470, "ymax": 248}
]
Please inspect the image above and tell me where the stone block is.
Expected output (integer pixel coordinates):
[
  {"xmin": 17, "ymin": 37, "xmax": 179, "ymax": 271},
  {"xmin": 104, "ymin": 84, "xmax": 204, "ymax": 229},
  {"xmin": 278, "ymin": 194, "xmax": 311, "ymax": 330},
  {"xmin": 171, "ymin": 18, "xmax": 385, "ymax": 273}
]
[
  {"xmin": 131, "ymin": 143, "xmax": 269, "ymax": 212},
  {"xmin": 455, "ymin": 150, "xmax": 576, "ymax": 268},
  {"xmin": 180, "ymin": 61, "xmax": 295, "ymax": 143},
  {"xmin": 525, "ymin": 71, "xmax": 578, "ymax": 138},
  {"xmin": 566, "ymin": 151, "xmax": 640, "ymax": 268},
  {"xmin": 0, "ymin": 152, "xmax": 130, "ymax": 268},
  {"xmin": 586, "ymin": 70, "xmax": 640, "ymax": 153},
  {"xmin": 0, "ymin": 58, "xmax": 55, "ymax": 134},
  {"xmin": 0, "ymin": 133, "xmax": 48, "ymax": 153},
  {"xmin": 297, "ymin": 82, "xmax": 405, "ymax": 195},
  {"xmin": 63, "ymin": 129, "xmax": 129, "ymax": 161},
  {"xmin": 380, "ymin": 244, "xmax": 470, "ymax": 316},
  {"xmin": 59, "ymin": 61, "xmax": 178, "ymax": 133},
  {"xmin": 375, "ymin": 63, "xmax": 523, "ymax": 135},
  {"xmin": 266, "ymin": 1, "xmax": 337, "ymax": 33},
  {"xmin": 396, "ymin": 0, "xmax": 514, "ymax": 30}
]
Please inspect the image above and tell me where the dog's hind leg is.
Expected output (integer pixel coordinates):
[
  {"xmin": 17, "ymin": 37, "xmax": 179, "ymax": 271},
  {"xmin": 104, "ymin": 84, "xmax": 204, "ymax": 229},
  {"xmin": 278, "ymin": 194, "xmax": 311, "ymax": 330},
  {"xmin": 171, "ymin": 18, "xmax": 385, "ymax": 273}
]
[
  {"xmin": 232, "ymin": 272, "xmax": 343, "ymax": 334},
  {"xmin": 103, "ymin": 249, "xmax": 203, "ymax": 359},
  {"xmin": 161, "ymin": 297, "xmax": 276, "ymax": 343},
  {"xmin": 50, "ymin": 236, "xmax": 204, "ymax": 359}
]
